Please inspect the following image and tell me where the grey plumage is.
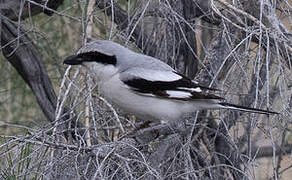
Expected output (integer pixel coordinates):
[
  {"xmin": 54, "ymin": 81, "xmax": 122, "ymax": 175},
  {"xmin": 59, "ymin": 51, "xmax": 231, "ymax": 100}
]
[{"xmin": 64, "ymin": 40, "xmax": 278, "ymax": 122}]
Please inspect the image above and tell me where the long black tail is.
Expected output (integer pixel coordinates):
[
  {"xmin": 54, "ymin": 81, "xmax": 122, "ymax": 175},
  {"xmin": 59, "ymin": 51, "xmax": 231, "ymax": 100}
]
[{"xmin": 218, "ymin": 102, "xmax": 279, "ymax": 115}]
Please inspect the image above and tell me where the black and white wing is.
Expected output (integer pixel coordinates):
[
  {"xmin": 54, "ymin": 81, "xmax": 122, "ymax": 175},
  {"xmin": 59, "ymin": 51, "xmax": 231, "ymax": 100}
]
[
  {"xmin": 120, "ymin": 68, "xmax": 223, "ymax": 101},
  {"xmin": 120, "ymin": 68, "xmax": 278, "ymax": 115}
]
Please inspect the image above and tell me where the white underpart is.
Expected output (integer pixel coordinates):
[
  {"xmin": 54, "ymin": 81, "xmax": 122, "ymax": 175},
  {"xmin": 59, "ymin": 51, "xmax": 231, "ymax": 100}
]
[
  {"xmin": 178, "ymin": 87, "xmax": 202, "ymax": 92},
  {"xmin": 127, "ymin": 68, "xmax": 182, "ymax": 82},
  {"xmin": 99, "ymin": 73, "xmax": 196, "ymax": 122},
  {"xmin": 166, "ymin": 90, "xmax": 191, "ymax": 98}
]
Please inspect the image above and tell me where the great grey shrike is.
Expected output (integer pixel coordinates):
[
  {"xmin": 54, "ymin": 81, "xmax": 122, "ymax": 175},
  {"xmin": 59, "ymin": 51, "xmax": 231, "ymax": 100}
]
[{"xmin": 64, "ymin": 40, "xmax": 278, "ymax": 122}]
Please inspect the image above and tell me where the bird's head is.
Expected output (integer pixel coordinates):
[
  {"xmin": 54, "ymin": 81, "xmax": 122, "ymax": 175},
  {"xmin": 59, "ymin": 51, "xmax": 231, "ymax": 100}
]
[{"xmin": 63, "ymin": 40, "xmax": 132, "ymax": 82}]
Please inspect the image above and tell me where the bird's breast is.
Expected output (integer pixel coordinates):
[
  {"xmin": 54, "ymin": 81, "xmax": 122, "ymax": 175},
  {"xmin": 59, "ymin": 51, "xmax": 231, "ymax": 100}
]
[{"xmin": 99, "ymin": 75, "xmax": 195, "ymax": 122}]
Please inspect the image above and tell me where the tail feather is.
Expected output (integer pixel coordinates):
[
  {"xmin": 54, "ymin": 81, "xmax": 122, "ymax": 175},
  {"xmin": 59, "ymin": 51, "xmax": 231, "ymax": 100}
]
[{"xmin": 218, "ymin": 102, "xmax": 279, "ymax": 115}]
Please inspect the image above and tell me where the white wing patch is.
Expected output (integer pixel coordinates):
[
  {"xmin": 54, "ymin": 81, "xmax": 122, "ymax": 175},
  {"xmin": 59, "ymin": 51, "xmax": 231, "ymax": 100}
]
[
  {"xmin": 166, "ymin": 90, "xmax": 192, "ymax": 98},
  {"xmin": 177, "ymin": 87, "xmax": 202, "ymax": 92},
  {"xmin": 126, "ymin": 68, "xmax": 181, "ymax": 82}
]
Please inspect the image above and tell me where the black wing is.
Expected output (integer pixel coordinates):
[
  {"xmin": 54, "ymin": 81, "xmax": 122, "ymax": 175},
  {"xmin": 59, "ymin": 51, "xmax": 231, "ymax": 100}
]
[{"xmin": 120, "ymin": 68, "xmax": 224, "ymax": 101}]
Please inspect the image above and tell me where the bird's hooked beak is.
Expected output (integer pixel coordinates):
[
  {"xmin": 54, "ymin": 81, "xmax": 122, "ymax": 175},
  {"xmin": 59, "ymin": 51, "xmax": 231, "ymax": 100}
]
[{"xmin": 63, "ymin": 55, "xmax": 83, "ymax": 65}]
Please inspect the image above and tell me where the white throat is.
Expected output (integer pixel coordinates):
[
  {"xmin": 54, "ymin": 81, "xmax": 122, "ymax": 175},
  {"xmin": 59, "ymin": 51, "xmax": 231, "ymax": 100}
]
[{"xmin": 82, "ymin": 62, "xmax": 118, "ymax": 83}]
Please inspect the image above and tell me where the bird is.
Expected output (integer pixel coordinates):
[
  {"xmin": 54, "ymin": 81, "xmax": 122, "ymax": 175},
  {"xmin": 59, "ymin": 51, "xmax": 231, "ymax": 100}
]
[{"xmin": 63, "ymin": 40, "xmax": 278, "ymax": 122}]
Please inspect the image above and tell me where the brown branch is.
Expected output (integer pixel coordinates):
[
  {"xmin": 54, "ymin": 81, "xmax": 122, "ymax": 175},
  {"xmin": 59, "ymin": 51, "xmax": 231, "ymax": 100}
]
[
  {"xmin": 0, "ymin": 0, "xmax": 80, "ymax": 140},
  {"xmin": 95, "ymin": 0, "xmax": 158, "ymax": 57},
  {"xmin": 244, "ymin": 144, "xmax": 292, "ymax": 159},
  {"xmin": 193, "ymin": 0, "xmax": 221, "ymax": 25},
  {"xmin": 0, "ymin": 0, "xmax": 65, "ymax": 20},
  {"xmin": 1, "ymin": 20, "xmax": 57, "ymax": 121},
  {"xmin": 214, "ymin": 0, "xmax": 292, "ymax": 68}
]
